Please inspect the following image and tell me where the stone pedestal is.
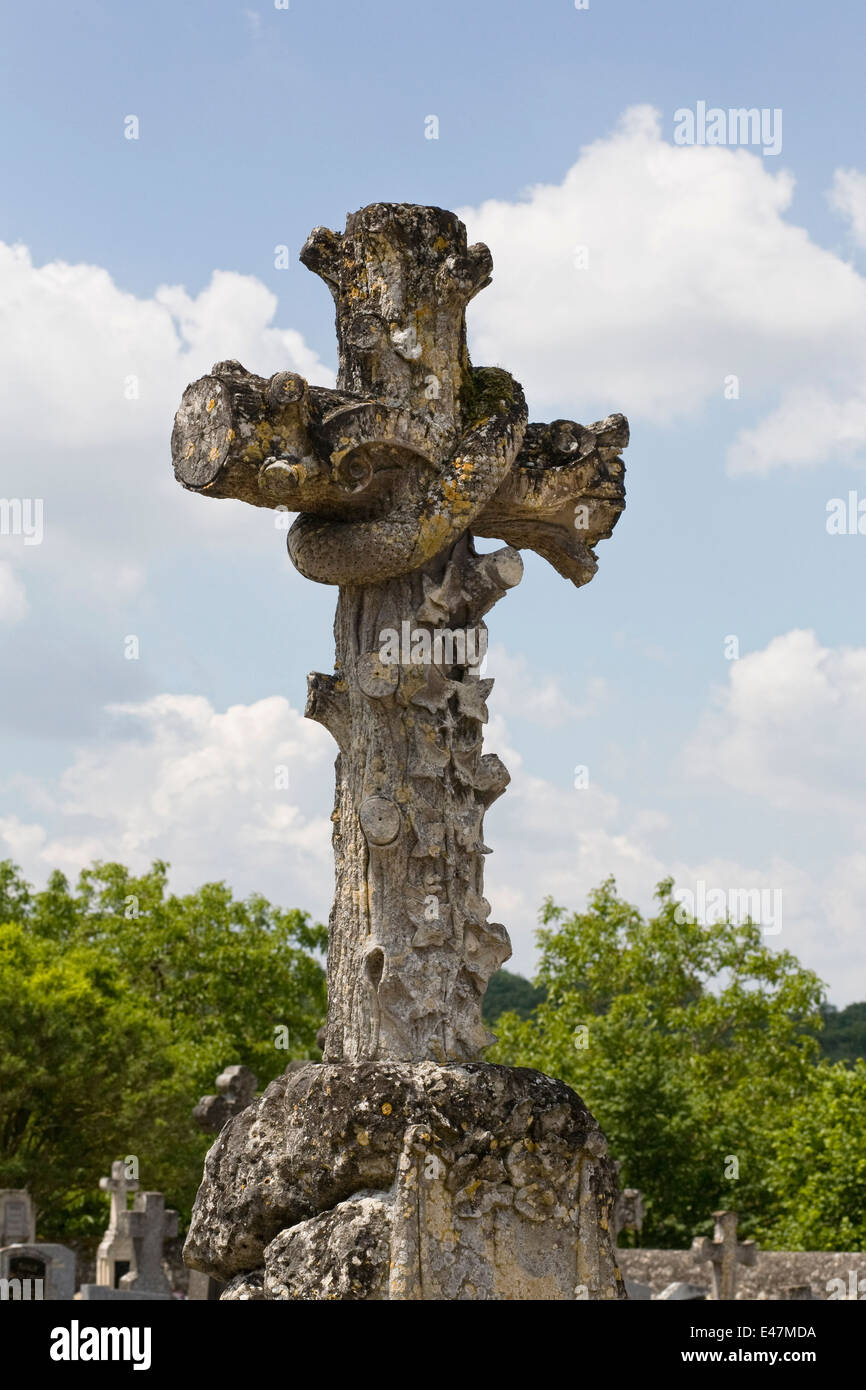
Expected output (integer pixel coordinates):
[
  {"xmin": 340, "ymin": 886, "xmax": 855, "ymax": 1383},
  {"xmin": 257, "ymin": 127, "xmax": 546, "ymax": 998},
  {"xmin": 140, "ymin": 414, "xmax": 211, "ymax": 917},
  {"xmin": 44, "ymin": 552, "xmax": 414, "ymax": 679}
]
[{"xmin": 184, "ymin": 1062, "xmax": 624, "ymax": 1301}]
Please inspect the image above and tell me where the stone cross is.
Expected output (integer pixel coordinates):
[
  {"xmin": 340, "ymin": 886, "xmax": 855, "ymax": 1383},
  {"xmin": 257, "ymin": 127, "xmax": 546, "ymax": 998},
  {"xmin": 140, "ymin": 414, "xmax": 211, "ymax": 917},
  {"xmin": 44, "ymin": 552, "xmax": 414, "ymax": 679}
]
[
  {"xmin": 193, "ymin": 1065, "xmax": 258, "ymax": 1134},
  {"xmin": 692, "ymin": 1209, "xmax": 757, "ymax": 1300},
  {"xmin": 99, "ymin": 1160, "xmax": 139, "ymax": 1231},
  {"xmin": 95, "ymin": 1159, "xmax": 140, "ymax": 1287},
  {"xmin": 613, "ymin": 1177, "xmax": 644, "ymax": 1243},
  {"xmin": 172, "ymin": 203, "xmax": 628, "ymax": 1064},
  {"xmin": 118, "ymin": 1192, "xmax": 178, "ymax": 1297}
]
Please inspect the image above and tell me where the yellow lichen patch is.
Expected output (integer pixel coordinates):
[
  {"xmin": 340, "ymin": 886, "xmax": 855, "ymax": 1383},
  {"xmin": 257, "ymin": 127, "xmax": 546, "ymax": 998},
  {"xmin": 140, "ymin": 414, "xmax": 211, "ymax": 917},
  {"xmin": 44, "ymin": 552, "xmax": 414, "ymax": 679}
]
[
  {"xmin": 206, "ymin": 397, "xmax": 216, "ymax": 413},
  {"xmin": 381, "ymin": 1102, "xmax": 392, "ymax": 1115},
  {"xmin": 226, "ymin": 428, "xmax": 235, "ymax": 442},
  {"xmin": 415, "ymin": 512, "xmax": 454, "ymax": 559},
  {"xmin": 208, "ymin": 446, "xmax": 219, "ymax": 463},
  {"xmin": 185, "ymin": 443, "xmax": 195, "ymax": 459},
  {"xmin": 356, "ymin": 1129, "xmax": 370, "ymax": 1146}
]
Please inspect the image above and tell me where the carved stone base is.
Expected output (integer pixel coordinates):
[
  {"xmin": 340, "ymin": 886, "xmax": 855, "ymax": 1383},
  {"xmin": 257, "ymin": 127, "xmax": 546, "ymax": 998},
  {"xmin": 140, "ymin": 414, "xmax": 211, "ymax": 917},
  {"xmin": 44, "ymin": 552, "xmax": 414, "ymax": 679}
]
[{"xmin": 184, "ymin": 1061, "xmax": 625, "ymax": 1301}]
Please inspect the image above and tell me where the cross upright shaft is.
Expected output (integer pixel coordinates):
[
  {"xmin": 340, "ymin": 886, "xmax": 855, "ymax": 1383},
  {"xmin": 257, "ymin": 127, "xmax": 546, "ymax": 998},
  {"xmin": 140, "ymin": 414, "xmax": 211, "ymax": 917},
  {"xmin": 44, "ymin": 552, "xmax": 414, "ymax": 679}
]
[{"xmin": 172, "ymin": 203, "xmax": 628, "ymax": 1064}]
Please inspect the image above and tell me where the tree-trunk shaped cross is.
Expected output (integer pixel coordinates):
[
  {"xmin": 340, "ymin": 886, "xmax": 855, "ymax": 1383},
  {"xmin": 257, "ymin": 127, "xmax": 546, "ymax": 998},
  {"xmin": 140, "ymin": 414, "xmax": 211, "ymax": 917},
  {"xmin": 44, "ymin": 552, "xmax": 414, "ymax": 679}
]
[
  {"xmin": 692, "ymin": 1209, "xmax": 757, "ymax": 1300},
  {"xmin": 173, "ymin": 203, "xmax": 627, "ymax": 1065}
]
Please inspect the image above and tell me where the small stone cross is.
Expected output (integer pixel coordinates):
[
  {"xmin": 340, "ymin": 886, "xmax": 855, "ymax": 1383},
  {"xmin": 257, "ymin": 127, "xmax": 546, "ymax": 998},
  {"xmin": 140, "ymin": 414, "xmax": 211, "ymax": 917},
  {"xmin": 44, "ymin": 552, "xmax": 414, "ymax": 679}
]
[
  {"xmin": 98, "ymin": 1159, "xmax": 139, "ymax": 1232},
  {"xmin": 118, "ymin": 1192, "xmax": 179, "ymax": 1296},
  {"xmin": 193, "ymin": 1064, "xmax": 258, "ymax": 1134},
  {"xmin": 692, "ymin": 1210, "xmax": 756, "ymax": 1300}
]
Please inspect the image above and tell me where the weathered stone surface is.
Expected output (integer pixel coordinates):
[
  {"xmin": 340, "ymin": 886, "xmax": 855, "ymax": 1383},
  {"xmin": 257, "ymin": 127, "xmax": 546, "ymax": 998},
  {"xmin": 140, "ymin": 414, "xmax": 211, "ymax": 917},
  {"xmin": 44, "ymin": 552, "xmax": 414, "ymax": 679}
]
[
  {"xmin": 264, "ymin": 1197, "xmax": 391, "ymax": 1301},
  {"xmin": 221, "ymin": 1270, "xmax": 266, "ymax": 1301},
  {"xmin": 172, "ymin": 203, "xmax": 627, "ymax": 1066},
  {"xmin": 656, "ymin": 1281, "xmax": 709, "ymax": 1302},
  {"xmin": 184, "ymin": 1061, "xmax": 624, "ymax": 1300}
]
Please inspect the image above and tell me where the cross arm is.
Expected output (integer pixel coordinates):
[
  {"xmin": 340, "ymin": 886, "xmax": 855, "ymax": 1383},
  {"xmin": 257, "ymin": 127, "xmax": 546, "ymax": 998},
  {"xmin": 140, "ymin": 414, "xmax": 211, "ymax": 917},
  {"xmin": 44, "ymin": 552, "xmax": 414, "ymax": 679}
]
[{"xmin": 473, "ymin": 413, "xmax": 628, "ymax": 587}]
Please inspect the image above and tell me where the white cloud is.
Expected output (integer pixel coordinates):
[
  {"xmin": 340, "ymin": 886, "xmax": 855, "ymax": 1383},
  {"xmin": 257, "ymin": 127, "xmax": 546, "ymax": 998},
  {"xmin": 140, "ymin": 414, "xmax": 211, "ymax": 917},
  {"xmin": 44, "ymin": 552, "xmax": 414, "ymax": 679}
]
[
  {"xmin": 483, "ymin": 642, "xmax": 604, "ymax": 726},
  {"xmin": 0, "ymin": 244, "xmax": 335, "ymax": 605},
  {"xmin": 685, "ymin": 629, "xmax": 866, "ymax": 818},
  {"xmin": 0, "ymin": 562, "xmax": 28, "ymax": 623},
  {"xmin": 459, "ymin": 106, "xmax": 866, "ymax": 473},
  {"xmin": 0, "ymin": 246, "xmax": 332, "ymax": 452},
  {"xmin": 830, "ymin": 167, "xmax": 866, "ymax": 250},
  {"xmin": 0, "ymin": 693, "xmax": 336, "ymax": 915},
  {"xmin": 2, "ymin": 681, "xmax": 864, "ymax": 1002}
]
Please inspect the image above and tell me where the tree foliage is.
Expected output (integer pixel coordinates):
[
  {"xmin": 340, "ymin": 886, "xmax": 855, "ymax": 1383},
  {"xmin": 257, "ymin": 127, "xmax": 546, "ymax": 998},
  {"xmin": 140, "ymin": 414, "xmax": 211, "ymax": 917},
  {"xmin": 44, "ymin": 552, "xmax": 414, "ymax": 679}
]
[
  {"xmin": 0, "ymin": 859, "xmax": 326, "ymax": 1242},
  {"xmin": 488, "ymin": 877, "xmax": 856, "ymax": 1249}
]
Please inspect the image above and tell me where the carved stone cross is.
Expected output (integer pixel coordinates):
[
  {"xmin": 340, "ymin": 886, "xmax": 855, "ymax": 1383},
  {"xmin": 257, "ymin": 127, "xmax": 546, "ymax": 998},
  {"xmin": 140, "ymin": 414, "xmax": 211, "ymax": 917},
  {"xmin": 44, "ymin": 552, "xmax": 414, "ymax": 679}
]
[
  {"xmin": 612, "ymin": 1162, "xmax": 644, "ymax": 1243},
  {"xmin": 99, "ymin": 1159, "xmax": 139, "ymax": 1231},
  {"xmin": 118, "ymin": 1191, "xmax": 179, "ymax": 1297},
  {"xmin": 193, "ymin": 1065, "xmax": 258, "ymax": 1134},
  {"xmin": 692, "ymin": 1209, "xmax": 757, "ymax": 1300},
  {"xmin": 172, "ymin": 203, "xmax": 627, "ymax": 1065},
  {"xmin": 96, "ymin": 1158, "xmax": 140, "ymax": 1287}
]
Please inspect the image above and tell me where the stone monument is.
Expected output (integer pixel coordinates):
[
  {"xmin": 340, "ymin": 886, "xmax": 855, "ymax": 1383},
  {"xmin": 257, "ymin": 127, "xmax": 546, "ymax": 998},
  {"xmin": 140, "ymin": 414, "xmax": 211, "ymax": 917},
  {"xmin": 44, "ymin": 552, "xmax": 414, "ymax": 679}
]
[
  {"xmin": 0, "ymin": 1190, "xmax": 35, "ymax": 1247},
  {"xmin": 193, "ymin": 1065, "xmax": 258, "ymax": 1134},
  {"xmin": 95, "ymin": 1159, "xmax": 139, "ymax": 1287},
  {"xmin": 118, "ymin": 1192, "xmax": 178, "ymax": 1297},
  {"xmin": 174, "ymin": 203, "xmax": 629, "ymax": 1300},
  {"xmin": 692, "ymin": 1209, "xmax": 757, "ymax": 1300},
  {"xmin": 0, "ymin": 1242, "xmax": 75, "ymax": 1300}
]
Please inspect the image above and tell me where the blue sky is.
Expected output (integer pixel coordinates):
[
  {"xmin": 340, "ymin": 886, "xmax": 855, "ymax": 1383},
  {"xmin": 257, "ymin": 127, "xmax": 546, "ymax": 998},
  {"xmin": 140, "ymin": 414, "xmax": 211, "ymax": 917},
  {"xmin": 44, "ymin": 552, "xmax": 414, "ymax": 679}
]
[{"xmin": 2, "ymin": 0, "xmax": 865, "ymax": 1001}]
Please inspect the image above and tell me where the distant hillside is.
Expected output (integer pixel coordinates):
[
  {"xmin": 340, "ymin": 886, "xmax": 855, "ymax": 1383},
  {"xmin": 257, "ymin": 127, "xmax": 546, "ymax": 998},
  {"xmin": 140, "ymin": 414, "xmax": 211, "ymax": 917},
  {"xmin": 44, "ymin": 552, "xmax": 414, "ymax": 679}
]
[
  {"xmin": 817, "ymin": 1001, "xmax": 866, "ymax": 1064},
  {"xmin": 485, "ymin": 976, "xmax": 866, "ymax": 1065},
  {"xmin": 482, "ymin": 969, "xmax": 546, "ymax": 1025}
]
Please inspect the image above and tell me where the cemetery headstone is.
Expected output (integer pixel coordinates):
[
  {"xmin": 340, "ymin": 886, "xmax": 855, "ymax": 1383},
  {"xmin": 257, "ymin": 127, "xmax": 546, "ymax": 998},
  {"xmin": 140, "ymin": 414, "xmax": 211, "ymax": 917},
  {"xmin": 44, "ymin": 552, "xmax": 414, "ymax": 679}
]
[
  {"xmin": 193, "ymin": 1065, "xmax": 258, "ymax": 1133},
  {"xmin": 692, "ymin": 1209, "xmax": 757, "ymax": 1300},
  {"xmin": 0, "ymin": 1190, "xmax": 35, "ymax": 1246},
  {"xmin": 657, "ymin": 1281, "xmax": 709, "ymax": 1301},
  {"xmin": 118, "ymin": 1192, "xmax": 178, "ymax": 1297},
  {"xmin": 613, "ymin": 1164, "xmax": 645, "ymax": 1244},
  {"xmin": 95, "ymin": 1158, "xmax": 139, "ymax": 1287},
  {"xmin": 0, "ymin": 1242, "xmax": 75, "ymax": 1300}
]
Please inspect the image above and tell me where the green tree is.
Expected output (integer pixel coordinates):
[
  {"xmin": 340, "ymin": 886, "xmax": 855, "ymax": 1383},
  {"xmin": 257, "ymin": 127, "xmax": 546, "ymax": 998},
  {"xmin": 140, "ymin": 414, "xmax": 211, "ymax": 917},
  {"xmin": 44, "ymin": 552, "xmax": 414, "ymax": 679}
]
[
  {"xmin": 490, "ymin": 877, "xmax": 827, "ymax": 1248},
  {"xmin": 0, "ymin": 859, "xmax": 327, "ymax": 1243},
  {"xmin": 755, "ymin": 1060, "xmax": 866, "ymax": 1250},
  {"xmin": 482, "ymin": 968, "xmax": 546, "ymax": 1025}
]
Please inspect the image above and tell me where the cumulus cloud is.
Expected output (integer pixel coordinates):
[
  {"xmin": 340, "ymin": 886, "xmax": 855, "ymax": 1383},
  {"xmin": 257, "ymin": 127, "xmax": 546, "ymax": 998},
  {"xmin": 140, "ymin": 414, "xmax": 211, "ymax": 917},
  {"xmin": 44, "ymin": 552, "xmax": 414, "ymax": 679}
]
[
  {"xmin": 830, "ymin": 167, "xmax": 866, "ymax": 250},
  {"xmin": 0, "ymin": 693, "xmax": 336, "ymax": 915},
  {"xmin": 459, "ymin": 106, "xmax": 866, "ymax": 474},
  {"xmin": 0, "ymin": 244, "xmax": 335, "ymax": 599},
  {"xmin": 684, "ymin": 629, "xmax": 866, "ymax": 818},
  {"xmin": 2, "ymin": 681, "xmax": 864, "ymax": 1001},
  {"xmin": 482, "ymin": 642, "xmax": 605, "ymax": 727},
  {"xmin": 0, "ymin": 562, "xmax": 28, "ymax": 623}
]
